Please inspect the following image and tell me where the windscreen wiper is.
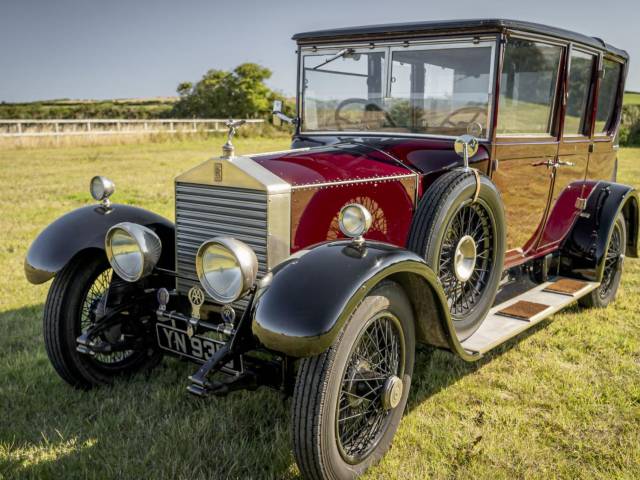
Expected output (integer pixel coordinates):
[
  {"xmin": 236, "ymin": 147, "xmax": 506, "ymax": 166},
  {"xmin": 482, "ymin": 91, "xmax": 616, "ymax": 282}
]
[{"xmin": 311, "ymin": 48, "xmax": 355, "ymax": 70}]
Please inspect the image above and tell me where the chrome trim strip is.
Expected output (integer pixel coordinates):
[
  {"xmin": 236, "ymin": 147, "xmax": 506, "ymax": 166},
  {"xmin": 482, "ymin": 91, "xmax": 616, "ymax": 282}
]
[
  {"xmin": 298, "ymin": 131, "xmax": 490, "ymax": 141},
  {"xmin": 249, "ymin": 147, "xmax": 311, "ymax": 157},
  {"xmin": 290, "ymin": 173, "xmax": 416, "ymax": 190}
]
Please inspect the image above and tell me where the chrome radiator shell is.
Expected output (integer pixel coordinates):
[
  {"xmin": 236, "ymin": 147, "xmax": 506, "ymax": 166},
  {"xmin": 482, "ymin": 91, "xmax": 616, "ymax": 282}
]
[{"xmin": 174, "ymin": 156, "xmax": 291, "ymax": 307}]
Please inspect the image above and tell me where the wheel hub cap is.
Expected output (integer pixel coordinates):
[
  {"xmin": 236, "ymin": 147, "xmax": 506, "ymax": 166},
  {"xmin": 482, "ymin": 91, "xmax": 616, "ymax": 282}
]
[
  {"xmin": 454, "ymin": 234, "xmax": 477, "ymax": 282},
  {"xmin": 382, "ymin": 375, "xmax": 403, "ymax": 410}
]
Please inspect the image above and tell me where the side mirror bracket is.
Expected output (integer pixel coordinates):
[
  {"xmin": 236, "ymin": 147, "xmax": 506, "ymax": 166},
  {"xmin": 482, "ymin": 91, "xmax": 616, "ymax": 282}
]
[{"xmin": 272, "ymin": 100, "xmax": 298, "ymax": 126}]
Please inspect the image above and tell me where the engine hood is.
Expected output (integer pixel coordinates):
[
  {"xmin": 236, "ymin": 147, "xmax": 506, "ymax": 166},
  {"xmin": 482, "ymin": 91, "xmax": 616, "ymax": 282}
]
[{"xmin": 250, "ymin": 142, "xmax": 415, "ymax": 188}]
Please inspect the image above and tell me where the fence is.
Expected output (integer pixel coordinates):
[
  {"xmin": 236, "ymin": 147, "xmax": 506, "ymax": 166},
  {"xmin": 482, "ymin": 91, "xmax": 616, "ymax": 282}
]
[{"xmin": 0, "ymin": 119, "xmax": 264, "ymax": 138}]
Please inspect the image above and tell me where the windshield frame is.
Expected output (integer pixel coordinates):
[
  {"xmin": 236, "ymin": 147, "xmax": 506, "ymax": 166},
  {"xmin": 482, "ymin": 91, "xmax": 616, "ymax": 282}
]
[{"xmin": 297, "ymin": 35, "xmax": 499, "ymax": 141}]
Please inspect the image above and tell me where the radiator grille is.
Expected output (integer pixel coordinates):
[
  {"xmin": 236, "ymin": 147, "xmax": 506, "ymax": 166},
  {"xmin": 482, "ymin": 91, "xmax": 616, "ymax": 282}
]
[{"xmin": 175, "ymin": 182, "xmax": 269, "ymax": 308}]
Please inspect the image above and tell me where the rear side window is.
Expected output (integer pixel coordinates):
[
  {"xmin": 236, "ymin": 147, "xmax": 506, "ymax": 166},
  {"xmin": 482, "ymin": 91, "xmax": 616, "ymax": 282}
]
[
  {"xmin": 497, "ymin": 38, "xmax": 562, "ymax": 135},
  {"xmin": 564, "ymin": 50, "xmax": 597, "ymax": 136},
  {"xmin": 594, "ymin": 59, "xmax": 623, "ymax": 134}
]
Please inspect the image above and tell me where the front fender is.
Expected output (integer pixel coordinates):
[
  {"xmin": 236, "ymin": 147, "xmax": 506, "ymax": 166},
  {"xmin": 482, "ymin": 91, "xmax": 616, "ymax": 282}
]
[
  {"xmin": 251, "ymin": 240, "xmax": 474, "ymax": 360},
  {"xmin": 561, "ymin": 182, "xmax": 639, "ymax": 281},
  {"xmin": 25, "ymin": 204, "xmax": 175, "ymax": 284}
]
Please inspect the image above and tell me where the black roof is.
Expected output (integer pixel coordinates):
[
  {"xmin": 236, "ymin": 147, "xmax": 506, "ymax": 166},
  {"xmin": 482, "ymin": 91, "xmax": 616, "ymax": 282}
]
[{"xmin": 293, "ymin": 19, "xmax": 628, "ymax": 59}]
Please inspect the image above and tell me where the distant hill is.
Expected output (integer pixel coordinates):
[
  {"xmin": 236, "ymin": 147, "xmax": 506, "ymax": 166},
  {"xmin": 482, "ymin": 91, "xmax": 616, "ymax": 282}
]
[
  {"xmin": 2, "ymin": 91, "xmax": 639, "ymax": 120},
  {"xmin": 0, "ymin": 97, "xmax": 178, "ymax": 119}
]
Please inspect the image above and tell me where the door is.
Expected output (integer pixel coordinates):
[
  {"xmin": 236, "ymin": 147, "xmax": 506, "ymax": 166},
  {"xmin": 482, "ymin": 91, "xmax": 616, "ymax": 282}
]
[
  {"xmin": 491, "ymin": 37, "xmax": 564, "ymax": 267},
  {"xmin": 537, "ymin": 48, "xmax": 598, "ymax": 251}
]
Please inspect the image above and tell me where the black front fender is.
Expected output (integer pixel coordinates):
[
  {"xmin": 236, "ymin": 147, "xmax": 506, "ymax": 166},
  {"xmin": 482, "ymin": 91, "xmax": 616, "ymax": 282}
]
[
  {"xmin": 252, "ymin": 240, "xmax": 473, "ymax": 359},
  {"xmin": 561, "ymin": 182, "xmax": 639, "ymax": 281},
  {"xmin": 25, "ymin": 204, "xmax": 175, "ymax": 284}
]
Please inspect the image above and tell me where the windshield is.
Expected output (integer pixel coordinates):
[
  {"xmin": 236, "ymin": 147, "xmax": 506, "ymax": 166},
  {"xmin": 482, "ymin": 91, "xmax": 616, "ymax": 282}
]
[{"xmin": 301, "ymin": 40, "xmax": 495, "ymax": 138}]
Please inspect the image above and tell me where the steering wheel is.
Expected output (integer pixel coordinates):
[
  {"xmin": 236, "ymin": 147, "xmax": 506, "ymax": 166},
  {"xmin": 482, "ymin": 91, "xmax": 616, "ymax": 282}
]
[
  {"xmin": 334, "ymin": 98, "xmax": 397, "ymax": 131},
  {"xmin": 439, "ymin": 106, "xmax": 486, "ymax": 130}
]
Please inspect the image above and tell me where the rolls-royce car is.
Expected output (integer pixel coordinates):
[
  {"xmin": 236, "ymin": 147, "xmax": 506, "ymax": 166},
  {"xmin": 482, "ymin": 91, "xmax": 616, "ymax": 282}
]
[{"xmin": 25, "ymin": 19, "xmax": 636, "ymax": 480}]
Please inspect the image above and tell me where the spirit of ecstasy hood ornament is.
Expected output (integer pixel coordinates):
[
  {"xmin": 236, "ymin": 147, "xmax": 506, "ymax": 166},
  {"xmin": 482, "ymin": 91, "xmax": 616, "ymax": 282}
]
[{"xmin": 221, "ymin": 119, "xmax": 246, "ymax": 158}]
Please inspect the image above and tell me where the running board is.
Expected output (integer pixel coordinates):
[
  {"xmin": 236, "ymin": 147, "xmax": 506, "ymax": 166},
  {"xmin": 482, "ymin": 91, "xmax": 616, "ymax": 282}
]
[{"xmin": 461, "ymin": 277, "xmax": 599, "ymax": 355}]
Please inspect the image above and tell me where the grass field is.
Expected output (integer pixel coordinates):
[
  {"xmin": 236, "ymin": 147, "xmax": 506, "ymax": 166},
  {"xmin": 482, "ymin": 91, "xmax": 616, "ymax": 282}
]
[
  {"xmin": 624, "ymin": 91, "xmax": 640, "ymax": 106},
  {"xmin": 0, "ymin": 138, "xmax": 639, "ymax": 479}
]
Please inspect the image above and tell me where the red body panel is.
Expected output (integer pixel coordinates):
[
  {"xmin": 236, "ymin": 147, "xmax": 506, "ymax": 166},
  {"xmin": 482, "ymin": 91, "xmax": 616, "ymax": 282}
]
[
  {"xmin": 253, "ymin": 144, "xmax": 412, "ymax": 186},
  {"xmin": 253, "ymin": 138, "xmax": 606, "ymax": 266},
  {"xmin": 252, "ymin": 143, "xmax": 417, "ymax": 252},
  {"xmin": 537, "ymin": 181, "xmax": 597, "ymax": 249}
]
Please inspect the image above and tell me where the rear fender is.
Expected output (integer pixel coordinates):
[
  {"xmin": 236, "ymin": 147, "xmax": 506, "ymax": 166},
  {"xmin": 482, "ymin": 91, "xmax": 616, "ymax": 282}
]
[
  {"xmin": 25, "ymin": 204, "xmax": 175, "ymax": 284},
  {"xmin": 251, "ymin": 240, "xmax": 477, "ymax": 361},
  {"xmin": 560, "ymin": 182, "xmax": 639, "ymax": 281}
]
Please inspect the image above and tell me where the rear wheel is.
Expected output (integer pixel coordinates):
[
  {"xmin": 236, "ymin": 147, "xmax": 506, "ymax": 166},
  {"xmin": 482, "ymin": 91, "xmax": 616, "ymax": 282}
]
[
  {"xmin": 579, "ymin": 213, "xmax": 626, "ymax": 308},
  {"xmin": 43, "ymin": 251, "xmax": 161, "ymax": 389},
  {"xmin": 292, "ymin": 282, "xmax": 415, "ymax": 480}
]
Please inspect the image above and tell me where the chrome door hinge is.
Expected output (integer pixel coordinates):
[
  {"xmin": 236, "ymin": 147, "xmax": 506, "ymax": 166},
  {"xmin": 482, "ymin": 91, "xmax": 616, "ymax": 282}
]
[{"xmin": 575, "ymin": 197, "xmax": 588, "ymax": 210}]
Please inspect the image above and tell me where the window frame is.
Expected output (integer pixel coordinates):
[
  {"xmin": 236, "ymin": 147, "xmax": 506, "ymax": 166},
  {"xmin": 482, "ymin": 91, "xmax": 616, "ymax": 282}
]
[
  {"xmin": 562, "ymin": 46, "xmax": 599, "ymax": 139},
  {"xmin": 593, "ymin": 55, "xmax": 625, "ymax": 139},
  {"xmin": 495, "ymin": 34, "xmax": 565, "ymax": 139},
  {"xmin": 297, "ymin": 35, "xmax": 498, "ymax": 141}
]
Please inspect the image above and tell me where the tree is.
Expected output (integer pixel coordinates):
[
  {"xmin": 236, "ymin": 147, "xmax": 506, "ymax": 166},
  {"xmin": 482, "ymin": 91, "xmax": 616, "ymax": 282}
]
[{"xmin": 172, "ymin": 63, "xmax": 292, "ymax": 119}]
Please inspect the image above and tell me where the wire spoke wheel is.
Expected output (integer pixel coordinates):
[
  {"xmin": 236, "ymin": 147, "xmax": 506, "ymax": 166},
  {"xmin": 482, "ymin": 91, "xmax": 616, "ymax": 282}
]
[
  {"xmin": 599, "ymin": 221, "xmax": 623, "ymax": 299},
  {"xmin": 79, "ymin": 268, "xmax": 135, "ymax": 365},
  {"xmin": 438, "ymin": 201, "xmax": 495, "ymax": 320},
  {"xmin": 336, "ymin": 312, "xmax": 405, "ymax": 464}
]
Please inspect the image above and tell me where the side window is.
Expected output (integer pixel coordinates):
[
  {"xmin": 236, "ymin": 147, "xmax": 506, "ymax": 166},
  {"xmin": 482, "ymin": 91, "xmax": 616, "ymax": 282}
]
[
  {"xmin": 497, "ymin": 38, "xmax": 563, "ymax": 135},
  {"xmin": 564, "ymin": 51, "xmax": 597, "ymax": 136},
  {"xmin": 594, "ymin": 59, "xmax": 623, "ymax": 134}
]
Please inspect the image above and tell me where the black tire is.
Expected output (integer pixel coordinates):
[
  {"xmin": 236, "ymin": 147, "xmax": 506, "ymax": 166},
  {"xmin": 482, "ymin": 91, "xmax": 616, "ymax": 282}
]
[
  {"xmin": 407, "ymin": 169, "xmax": 506, "ymax": 340},
  {"xmin": 579, "ymin": 213, "xmax": 626, "ymax": 308},
  {"xmin": 292, "ymin": 281, "xmax": 415, "ymax": 480},
  {"xmin": 43, "ymin": 250, "xmax": 161, "ymax": 389}
]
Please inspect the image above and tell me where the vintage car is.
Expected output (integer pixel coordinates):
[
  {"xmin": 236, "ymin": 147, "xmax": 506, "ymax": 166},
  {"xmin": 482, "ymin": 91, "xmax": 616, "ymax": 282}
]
[{"xmin": 25, "ymin": 19, "xmax": 636, "ymax": 479}]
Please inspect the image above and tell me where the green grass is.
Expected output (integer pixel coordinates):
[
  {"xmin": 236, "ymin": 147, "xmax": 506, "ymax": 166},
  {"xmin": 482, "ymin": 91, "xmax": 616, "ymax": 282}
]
[
  {"xmin": 624, "ymin": 91, "xmax": 640, "ymax": 106},
  {"xmin": 1, "ymin": 139, "xmax": 639, "ymax": 479}
]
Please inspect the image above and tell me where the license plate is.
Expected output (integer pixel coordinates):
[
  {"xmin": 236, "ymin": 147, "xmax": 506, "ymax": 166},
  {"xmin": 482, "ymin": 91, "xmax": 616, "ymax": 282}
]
[{"xmin": 156, "ymin": 323, "xmax": 239, "ymax": 372}]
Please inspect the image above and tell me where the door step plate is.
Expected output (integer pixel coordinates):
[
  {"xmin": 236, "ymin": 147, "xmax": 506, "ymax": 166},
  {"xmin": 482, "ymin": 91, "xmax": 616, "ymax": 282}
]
[{"xmin": 461, "ymin": 277, "xmax": 598, "ymax": 355}]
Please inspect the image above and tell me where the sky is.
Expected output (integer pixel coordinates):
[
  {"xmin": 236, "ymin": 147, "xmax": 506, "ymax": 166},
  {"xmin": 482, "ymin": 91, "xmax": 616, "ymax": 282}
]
[{"xmin": 0, "ymin": 0, "xmax": 638, "ymax": 102}]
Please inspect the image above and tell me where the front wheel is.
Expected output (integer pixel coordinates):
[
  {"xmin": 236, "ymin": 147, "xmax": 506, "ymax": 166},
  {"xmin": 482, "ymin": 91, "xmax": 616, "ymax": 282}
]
[
  {"xmin": 292, "ymin": 281, "xmax": 415, "ymax": 480},
  {"xmin": 43, "ymin": 251, "xmax": 161, "ymax": 389}
]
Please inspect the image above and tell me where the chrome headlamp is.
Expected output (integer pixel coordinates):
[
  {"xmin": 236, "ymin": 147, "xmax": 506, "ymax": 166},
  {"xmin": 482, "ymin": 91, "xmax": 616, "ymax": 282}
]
[
  {"xmin": 105, "ymin": 222, "xmax": 162, "ymax": 282},
  {"xmin": 195, "ymin": 237, "xmax": 258, "ymax": 304},
  {"xmin": 90, "ymin": 176, "xmax": 116, "ymax": 206},
  {"xmin": 339, "ymin": 203, "xmax": 373, "ymax": 239}
]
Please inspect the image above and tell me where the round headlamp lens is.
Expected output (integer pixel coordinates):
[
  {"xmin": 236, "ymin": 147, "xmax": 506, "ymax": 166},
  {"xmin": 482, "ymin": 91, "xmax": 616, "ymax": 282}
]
[
  {"xmin": 105, "ymin": 222, "xmax": 162, "ymax": 282},
  {"xmin": 90, "ymin": 176, "xmax": 115, "ymax": 202},
  {"xmin": 109, "ymin": 228, "xmax": 143, "ymax": 280},
  {"xmin": 196, "ymin": 237, "xmax": 258, "ymax": 304},
  {"xmin": 339, "ymin": 204, "xmax": 373, "ymax": 238},
  {"xmin": 200, "ymin": 244, "xmax": 243, "ymax": 302}
]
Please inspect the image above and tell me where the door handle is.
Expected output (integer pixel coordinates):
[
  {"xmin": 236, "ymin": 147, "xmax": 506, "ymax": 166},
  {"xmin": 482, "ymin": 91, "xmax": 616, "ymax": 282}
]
[
  {"xmin": 531, "ymin": 159, "xmax": 575, "ymax": 169},
  {"xmin": 556, "ymin": 160, "xmax": 576, "ymax": 167},
  {"xmin": 531, "ymin": 159, "xmax": 554, "ymax": 168}
]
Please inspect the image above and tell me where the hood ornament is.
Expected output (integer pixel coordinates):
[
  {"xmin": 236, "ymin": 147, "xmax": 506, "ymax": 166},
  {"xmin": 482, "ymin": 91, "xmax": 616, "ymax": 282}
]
[{"xmin": 222, "ymin": 119, "xmax": 246, "ymax": 158}]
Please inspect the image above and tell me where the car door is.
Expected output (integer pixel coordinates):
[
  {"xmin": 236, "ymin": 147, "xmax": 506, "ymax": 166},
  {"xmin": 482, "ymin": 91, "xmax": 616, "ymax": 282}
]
[
  {"xmin": 491, "ymin": 36, "xmax": 564, "ymax": 268},
  {"xmin": 536, "ymin": 47, "xmax": 598, "ymax": 251}
]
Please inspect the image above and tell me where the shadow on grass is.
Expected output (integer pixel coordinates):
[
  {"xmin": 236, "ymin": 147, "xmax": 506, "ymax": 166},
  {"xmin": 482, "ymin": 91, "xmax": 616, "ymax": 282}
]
[{"xmin": 0, "ymin": 303, "xmax": 557, "ymax": 479}]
